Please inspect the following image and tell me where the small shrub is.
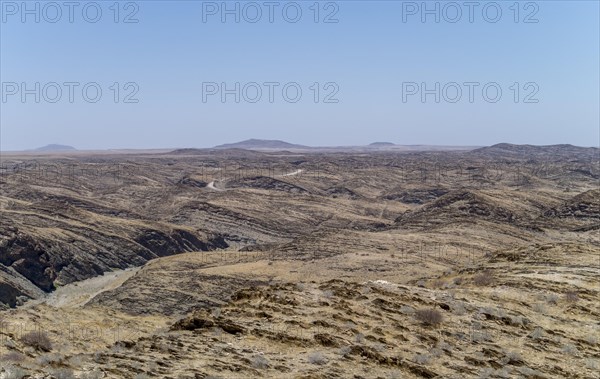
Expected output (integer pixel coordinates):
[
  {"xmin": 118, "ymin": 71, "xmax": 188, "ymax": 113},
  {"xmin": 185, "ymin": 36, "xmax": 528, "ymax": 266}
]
[
  {"xmin": 479, "ymin": 368, "xmax": 512, "ymax": 379},
  {"xmin": 508, "ymin": 315, "xmax": 524, "ymax": 326},
  {"xmin": 565, "ymin": 291, "xmax": 579, "ymax": 303},
  {"xmin": 0, "ymin": 351, "xmax": 25, "ymax": 362},
  {"xmin": 473, "ymin": 271, "xmax": 495, "ymax": 286},
  {"xmin": 413, "ymin": 353, "xmax": 431, "ymax": 365},
  {"xmin": 2, "ymin": 365, "xmax": 29, "ymax": 379},
  {"xmin": 518, "ymin": 367, "xmax": 543, "ymax": 377},
  {"xmin": 452, "ymin": 303, "xmax": 467, "ymax": 315},
  {"xmin": 36, "ymin": 353, "xmax": 63, "ymax": 366},
  {"xmin": 3, "ymin": 338, "xmax": 16, "ymax": 349},
  {"xmin": 20, "ymin": 331, "xmax": 52, "ymax": 352},
  {"xmin": 354, "ymin": 333, "xmax": 365, "ymax": 344},
  {"xmin": 50, "ymin": 368, "xmax": 75, "ymax": 379},
  {"xmin": 585, "ymin": 358, "xmax": 599, "ymax": 370},
  {"xmin": 93, "ymin": 352, "xmax": 103, "ymax": 363},
  {"xmin": 68, "ymin": 355, "xmax": 83, "ymax": 366},
  {"xmin": 414, "ymin": 309, "xmax": 444, "ymax": 326},
  {"xmin": 211, "ymin": 327, "xmax": 223, "ymax": 339},
  {"xmin": 79, "ymin": 371, "xmax": 104, "ymax": 379},
  {"xmin": 585, "ymin": 335, "xmax": 597, "ymax": 345},
  {"xmin": 530, "ymin": 327, "xmax": 545, "ymax": 340},
  {"xmin": 546, "ymin": 293, "xmax": 559, "ymax": 304},
  {"xmin": 562, "ymin": 344, "xmax": 578, "ymax": 355},
  {"xmin": 495, "ymin": 368, "xmax": 512, "ymax": 379},
  {"xmin": 308, "ymin": 352, "xmax": 328, "ymax": 365},
  {"xmin": 532, "ymin": 302, "xmax": 546, "ymax": 313},
  {"xmin": 501, "ymin": 350, "xmax": 522, "ymax": 365},
  {"xmin": 429, "ymin": 347, "xmax": 443, "ymax": 358},
  {"xmin": 431, "ymin": 279, "xmax": 446, "ymax": 289},
  {"xmin": 251, "ymin": 355, "xmax": 269, "ymax": 369},
  {"xmin": 437, "ymin": 341, "xmax": 451, "ymax": 351},
  {"xmin": 471, "ymin": 329, "xmax": 493, "ymax": 343},
  {"xmin": 373, "ymin": 343, "xmax": 386, "ymax": 352}
]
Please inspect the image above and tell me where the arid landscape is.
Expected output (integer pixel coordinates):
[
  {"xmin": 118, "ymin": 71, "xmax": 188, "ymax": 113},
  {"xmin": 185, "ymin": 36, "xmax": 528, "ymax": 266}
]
[{"xmin": 0, "ymin": 143, "xmax": 598, "ymax": 378}]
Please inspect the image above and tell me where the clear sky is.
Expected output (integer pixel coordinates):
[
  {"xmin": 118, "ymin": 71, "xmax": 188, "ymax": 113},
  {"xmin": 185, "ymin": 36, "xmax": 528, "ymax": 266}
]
[{"xmin": 1, "ymin": 0, "xmax": 599, "ymax": 150}]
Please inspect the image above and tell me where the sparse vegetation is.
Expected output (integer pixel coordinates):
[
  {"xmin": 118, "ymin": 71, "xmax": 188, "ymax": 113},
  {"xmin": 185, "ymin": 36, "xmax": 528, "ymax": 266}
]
[
  {"xmin": 79, "ymin": 371, "xmax": 105, "ymax": 379},
  {"xmin": 0, "ymin": 148, "xmax": 597, "ymax": 378},
  {"xmin": 50, "ymin": 368, "xmax": 76, "ymax": 379},
  {"xmin": 472, "ymin": 270, "xmax": 495, "ymax": 286},
  {"xmin": 565, "ymin": 290, "xmax": 579, "ymax": 303},
  {"xmin": 585, "ymin": 358, "xmax": 599, "ymax": 370},
  {"xmin": 532, "ymin": 302, "xmax": 546, "ymax": 313},
  {"xmin": 354, "ymin": 333, "xmax": 365, "ymax": 343},
  {"xmin": 2, "ymin": 365, "xmax": 29, "ymax": 379},
  {"xmin": 0, "ymin": 351, "xmax": 25, "ymax": 362},
  {"xmin": 322, "ymin": 290, "xmax": 334, "ymax": 299},
  {"xmin": 338, "ymin": 346, "xmax": 352, "ymax": 356},
  {"xmin": 413, "ymin": 353, "xmax": 431, "ymax": 365},
  {"xmin": 251, "ymin": 355, "xmax": 269, "ymax": 369},
  {"xmin": 501, "ymin": 350, "xmax": 523, "ymax": 365},
  {"xmin": 36, "ymin": 352, "xmax": 64, "ymax": 366},
  {"xmin": 546, "ymin": 293, "xmax": 559, "ymax": 304},
  {"xmin": 308, "ymin": 351, "xmax": 328, "ymax": 365},
  {"xmin": 530, "ymin": 327, "xmax": 545, "ymax": 340},
  {"xmin": 562, "ymin": 343, "xmax": 579, "ymax": 355},
  {"xmin": 20, "ymin": 331, "xmax": 52, "ymax": 352},
  {"xmin": 414, "ymin": 309, "xmax": 444, "ymax": 326}
]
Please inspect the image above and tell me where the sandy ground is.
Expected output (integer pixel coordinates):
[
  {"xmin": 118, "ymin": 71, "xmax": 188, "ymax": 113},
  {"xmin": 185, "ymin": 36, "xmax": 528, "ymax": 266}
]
[{"xmin": 24, "ymin": 268, "xmax": 140, "ymax": 309}]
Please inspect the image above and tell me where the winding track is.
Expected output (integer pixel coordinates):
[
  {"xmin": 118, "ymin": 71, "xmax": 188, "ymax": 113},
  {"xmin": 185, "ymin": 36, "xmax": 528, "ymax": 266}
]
[{"xmin": 206, "ymin": 169, "xmax": 305, "ymax": 191}]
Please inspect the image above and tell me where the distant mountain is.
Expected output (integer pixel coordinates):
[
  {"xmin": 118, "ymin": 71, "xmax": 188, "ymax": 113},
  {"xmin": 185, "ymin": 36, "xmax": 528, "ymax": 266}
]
[
  {"xmin": 369, "ymin": 142, "xmax": 396, "ymax": 147},
  {"xmin": 34, "ymin": 144, "xmax": 77, "ymax": 152},
  {"xmin": 471, "ymin": 143, "xmax": 598, "ymax": 159},
  {"xmin": 214, "ymin": 139, "xmax": 309, "ymax": 150}
]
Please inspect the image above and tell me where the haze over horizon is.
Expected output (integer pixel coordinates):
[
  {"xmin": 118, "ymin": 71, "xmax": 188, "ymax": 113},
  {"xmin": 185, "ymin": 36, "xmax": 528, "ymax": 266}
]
[
  {"xmin": 4, "ymin": 139, "xmax": 600, "ymax": 153},
  {"xmin": 1, "ymin": 1, "xmax": 599, "ymax": 150}
]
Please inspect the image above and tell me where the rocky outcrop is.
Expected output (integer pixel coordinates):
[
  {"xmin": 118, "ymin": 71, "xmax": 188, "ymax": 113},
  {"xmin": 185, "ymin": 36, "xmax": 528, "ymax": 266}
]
[
  {"xmin": 394, "ymin": 190, "xmax": 517, "ymax": 228},
  {"xmin": 226, "ymin": 176, "xmax": 310, "ymax": 194},
  {"xmin": 0, "ymin": 218, "xmax": 227, "ymax": 307}
]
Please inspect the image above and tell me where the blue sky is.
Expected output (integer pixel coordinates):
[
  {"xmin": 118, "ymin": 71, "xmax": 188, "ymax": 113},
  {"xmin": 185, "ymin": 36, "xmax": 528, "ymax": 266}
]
[{"xmin": 1, "ymin": 0, "xmax": 599, "ymax": 150}]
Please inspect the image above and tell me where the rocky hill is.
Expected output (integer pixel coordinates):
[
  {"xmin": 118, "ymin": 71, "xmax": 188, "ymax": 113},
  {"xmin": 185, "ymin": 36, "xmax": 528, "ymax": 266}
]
[{"xmin": 0, "ymin": 145, "xmax": 598, "ymax": 378}]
